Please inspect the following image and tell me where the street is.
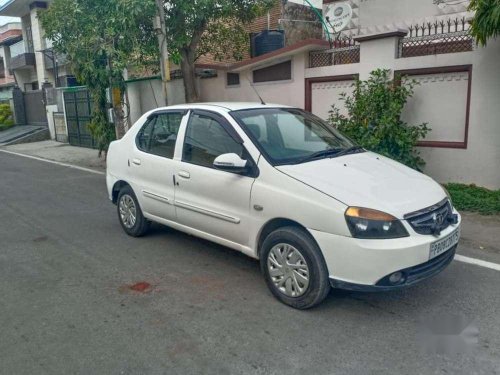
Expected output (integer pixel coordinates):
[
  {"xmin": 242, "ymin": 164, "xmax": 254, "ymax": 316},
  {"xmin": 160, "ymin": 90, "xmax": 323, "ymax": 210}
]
[{"xmin": 1, "ymin": 151, "xmax": 499, "ymax": 375}]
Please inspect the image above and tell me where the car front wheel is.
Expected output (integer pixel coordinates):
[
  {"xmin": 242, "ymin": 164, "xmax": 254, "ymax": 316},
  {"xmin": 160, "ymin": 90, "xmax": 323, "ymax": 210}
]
[
  {"xmin": 117, "ymin": 185, "xmax": 150, "ymax": 237},
  {"xmin": 261, "ymin": 226, "xmax": 331, "ymax": 309}
]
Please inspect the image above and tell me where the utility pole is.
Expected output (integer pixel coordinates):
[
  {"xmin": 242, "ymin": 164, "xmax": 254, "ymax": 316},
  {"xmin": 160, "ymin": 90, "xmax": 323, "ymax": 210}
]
[{"xmin": 155, "ymin": 0, "xmax": 169, "ymax": 106}]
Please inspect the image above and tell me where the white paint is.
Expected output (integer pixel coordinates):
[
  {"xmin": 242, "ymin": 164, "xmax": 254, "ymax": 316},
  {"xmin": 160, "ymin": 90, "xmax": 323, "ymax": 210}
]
[
  {"xmin": 311, "ymin": 79, "xmax": 355, "ymax": 119},
  {"xmin": 402, "ymin": 72, "xmax": 469, "ymax": 143},
  {"xmin": 277, "ymin": 152, "xmax": 445, "ymax": 219},
  {"xmin": 200, "ymin": 53, "xmax": 307, "ymax": 109},
  {"xmin": 126, "ymin": 78, "xmax": 185, "ymax": 125},
  {"xmin": 0, "ymin": 149, "xmax": 105, "ymax": 175},
  {"xmin": 30, "ymin": 4, "xmax": 51, "ymax": 87},
  {"xmin": 45, "ymin": 104, "xmax": 58, "ymax": 139},
  {"xmin": 455, "ymin": 254, "xmax": 500, "ymax": 272}
]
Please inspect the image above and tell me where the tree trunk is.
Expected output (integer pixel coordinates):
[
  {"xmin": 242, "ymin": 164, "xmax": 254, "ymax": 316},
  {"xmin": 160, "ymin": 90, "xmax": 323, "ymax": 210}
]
[
  {"xmin": 114, "ymin": 100, "xmax": 126, "ymax": 139},
  {"xmin": 180, "ymin": 48, "xmax": 199, "ymax": 103}
]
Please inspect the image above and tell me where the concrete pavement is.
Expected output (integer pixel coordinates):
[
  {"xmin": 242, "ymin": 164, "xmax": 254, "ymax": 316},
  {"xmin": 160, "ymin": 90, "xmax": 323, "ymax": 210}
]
[
  {"xmin": 2, "ymin": 140, "xmax": 106, "ymax": 172},
  {"xmin": 1, "ymin": 150, "xmax": 500, "ymax": 375}
]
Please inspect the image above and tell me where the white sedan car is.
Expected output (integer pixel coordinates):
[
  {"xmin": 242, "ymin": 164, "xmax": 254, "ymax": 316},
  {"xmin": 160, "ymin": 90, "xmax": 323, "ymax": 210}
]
[{"xmin": 106, "ymin": 103, "xmax": 461, "ymax": 309}]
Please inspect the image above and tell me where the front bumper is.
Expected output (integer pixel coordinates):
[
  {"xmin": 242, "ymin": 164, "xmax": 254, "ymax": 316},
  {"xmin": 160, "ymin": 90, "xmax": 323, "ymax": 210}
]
[
  {"xmin": 309, "ymin": 214, "xmax": 461, "ymax": 288},
  {"xmin": 329, "ymin": 245, "xmax": 456, "ymax": 292}
]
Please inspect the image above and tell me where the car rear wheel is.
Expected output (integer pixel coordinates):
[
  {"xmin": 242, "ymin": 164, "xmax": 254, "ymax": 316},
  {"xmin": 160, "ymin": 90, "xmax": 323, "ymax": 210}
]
[
  {"xmin": 261, "ymin": 226, "xmax": 330, "ymax": 309},
  {"xmin": 117, "ymin": 185, "xmax": 150, "ymax": 237}
]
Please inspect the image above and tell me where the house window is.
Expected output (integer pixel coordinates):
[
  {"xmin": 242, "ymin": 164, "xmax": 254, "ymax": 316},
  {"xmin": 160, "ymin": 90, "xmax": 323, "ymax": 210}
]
[
  {"xmin": 253, "ymin": 61, "xmax": 292, "ymax": 83},
  {"xmin": 227, "ymin": 72, "xmax": 240, "ymax": 86}
]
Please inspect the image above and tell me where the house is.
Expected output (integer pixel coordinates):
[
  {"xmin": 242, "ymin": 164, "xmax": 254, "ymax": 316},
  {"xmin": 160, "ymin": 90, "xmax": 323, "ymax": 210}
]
[
  {"xmin": 0, "ymin": 0, "xmax": 75, "ymax": 90},
  {"xmin": 196, "ymin": 0, "xmax": 500, "ymax": 189},
  {"xmin": 0, "ymin": 21, "xmax": 21, "ymax": 103},
  {"xmin": 0, "ymin": 0, "xmax": 79, "ymax": 141}
]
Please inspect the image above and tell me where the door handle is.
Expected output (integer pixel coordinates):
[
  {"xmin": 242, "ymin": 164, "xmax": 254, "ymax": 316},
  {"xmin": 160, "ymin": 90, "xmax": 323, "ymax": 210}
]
[
  {"xmin": 178, "ymin": 171, "xmax": 190, "ymax": 179},
  {"xmin": 132, "ymin": 158, "xmax": 141, "ymax": 166}
]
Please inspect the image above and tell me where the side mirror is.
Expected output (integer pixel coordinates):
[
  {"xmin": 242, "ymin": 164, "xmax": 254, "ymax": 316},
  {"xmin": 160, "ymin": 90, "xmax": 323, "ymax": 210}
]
[{"xmin": 213, "ymin": 153, "xmax": 249, "ymax": 173}]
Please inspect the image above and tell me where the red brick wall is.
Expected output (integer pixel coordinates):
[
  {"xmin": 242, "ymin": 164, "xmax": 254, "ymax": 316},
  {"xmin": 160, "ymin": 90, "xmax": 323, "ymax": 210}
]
[
  {"xmin": 0, "ymin": 29, "xmax": 22, "ymax": 44},
  {"xmin": 197, "ymin": 1, "xmax": 283, "ymax": 66}
]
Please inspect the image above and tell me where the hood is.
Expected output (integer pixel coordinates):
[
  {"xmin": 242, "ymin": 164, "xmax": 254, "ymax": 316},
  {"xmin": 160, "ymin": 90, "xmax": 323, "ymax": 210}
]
[{"xmin": 277, "ymin": 152, "xmax": 446, "ymax": 219}]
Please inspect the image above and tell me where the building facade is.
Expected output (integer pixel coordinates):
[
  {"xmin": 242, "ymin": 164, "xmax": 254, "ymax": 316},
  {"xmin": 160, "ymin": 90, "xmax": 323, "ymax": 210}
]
[
  {"xmin": 0, "ymin": 21, "xmax": 21, "ymax": 102},
  {"xmin": 0, "ymin": 0, "xmax": 75, "ymax": 91},
  {"xmin": 198, "ymin": 0, "xmax": 500, "ymax": 189}
]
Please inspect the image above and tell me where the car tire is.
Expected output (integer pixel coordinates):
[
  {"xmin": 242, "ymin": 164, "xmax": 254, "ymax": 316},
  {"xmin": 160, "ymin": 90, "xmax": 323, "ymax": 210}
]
[
  {"xmin": 260, "ymin": 226, "xmax": 331, "ymax": 309},
  {"xmin": 117, "ymin": 185, "xmax": 150, "ymax": 237}
]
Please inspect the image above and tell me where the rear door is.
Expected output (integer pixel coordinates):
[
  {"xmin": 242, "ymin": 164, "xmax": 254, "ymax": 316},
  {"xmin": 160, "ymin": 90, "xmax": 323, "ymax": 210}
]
[
  {"xmin": 173, "ymin": 110, "xmax": 257, "ymax": 246},
  {"xmin": 130, "ymin": 110, "xmax": 187, "ymax": 221}
]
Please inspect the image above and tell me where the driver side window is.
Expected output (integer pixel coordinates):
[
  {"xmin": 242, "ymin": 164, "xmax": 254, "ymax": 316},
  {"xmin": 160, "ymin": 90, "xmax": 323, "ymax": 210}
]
[{"xmin": 183, "ymin": 113, "xmax": 244, "ymax": 168}]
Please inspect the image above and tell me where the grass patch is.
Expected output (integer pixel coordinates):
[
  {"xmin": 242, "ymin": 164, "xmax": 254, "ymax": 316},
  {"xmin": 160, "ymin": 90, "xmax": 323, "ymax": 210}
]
[{"xmin": 444, "ymin": 183, "xmax": 500, "ymax": 215}]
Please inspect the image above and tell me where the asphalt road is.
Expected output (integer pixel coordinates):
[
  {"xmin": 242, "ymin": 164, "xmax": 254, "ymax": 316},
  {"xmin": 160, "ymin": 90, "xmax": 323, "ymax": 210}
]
[{"xmin": 1, "ymin": 152, "xmax": 499, "ymax": 375}]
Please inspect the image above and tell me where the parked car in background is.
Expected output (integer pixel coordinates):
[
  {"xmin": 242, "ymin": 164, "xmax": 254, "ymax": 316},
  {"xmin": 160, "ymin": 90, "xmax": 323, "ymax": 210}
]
[{"xmin": 106, "ymin": 103, "xmax": 461, "ymax": 309}]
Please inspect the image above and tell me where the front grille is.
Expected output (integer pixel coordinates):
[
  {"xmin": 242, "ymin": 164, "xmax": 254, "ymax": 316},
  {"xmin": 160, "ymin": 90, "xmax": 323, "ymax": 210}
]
[{"xmin": 405, "ymin": 199, "xmax": 453, "ymax": 235}]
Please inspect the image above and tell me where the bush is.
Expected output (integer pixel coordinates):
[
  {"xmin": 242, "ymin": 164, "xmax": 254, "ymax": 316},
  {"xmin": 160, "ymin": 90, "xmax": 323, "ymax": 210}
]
[
  {"xmin": 0, "ymin": 103, "xmax": 14, "ymax": 131},
  {"xmin": 445, "ymin": 183, "xmax": 500, "ymax": 215},
  {"xmin": 328, "ymin": 69, "xmax": 430, "ymax": 170}
]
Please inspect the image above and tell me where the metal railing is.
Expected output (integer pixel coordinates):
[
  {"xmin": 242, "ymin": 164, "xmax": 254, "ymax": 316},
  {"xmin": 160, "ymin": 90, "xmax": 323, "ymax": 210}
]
[
  {"xmin": 309, "ymin": 37, "xmax": 360, "ymax": 68},
  {"xmin": 398, "ymin": 17, "xmax": 473, "ymax": 58}
]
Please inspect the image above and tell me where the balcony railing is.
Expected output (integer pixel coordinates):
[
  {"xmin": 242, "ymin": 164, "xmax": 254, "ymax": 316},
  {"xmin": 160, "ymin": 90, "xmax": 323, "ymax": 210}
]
[
  {"xmin": 309, "ymin": 36, "xmax": 360, "ymax": 68},
  {"xmin": 398, "ymin": 18, "xmax": 473, "ymax": 58}
]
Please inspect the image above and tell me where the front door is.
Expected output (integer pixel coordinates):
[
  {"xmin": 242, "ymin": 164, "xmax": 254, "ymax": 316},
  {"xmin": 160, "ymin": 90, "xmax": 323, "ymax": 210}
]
[
  {"xmin": 130, "ymin": 110, "xmax": 186, "ymax": 221},
  {"xmin": 174, "ymin": 110, "xmax": 256, "ymax": 247}
]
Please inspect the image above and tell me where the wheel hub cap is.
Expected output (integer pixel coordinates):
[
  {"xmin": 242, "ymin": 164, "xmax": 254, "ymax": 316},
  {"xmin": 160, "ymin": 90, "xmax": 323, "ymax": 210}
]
[
  {"xmin": 119, "ymin": 194, "xmax": 137, "ymax": 229},
  {"xmin": 267, "ymin": 243, "xmax": 310, "ymax": 298}
]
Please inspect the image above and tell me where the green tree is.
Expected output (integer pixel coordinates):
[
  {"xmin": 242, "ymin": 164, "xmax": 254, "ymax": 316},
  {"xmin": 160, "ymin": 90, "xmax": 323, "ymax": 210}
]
[
  {"xmin": 40, "ymin": 0, "xmax": 158, "ymax": 154},
  {"xmin": 164, "ymin": 0, "xmax": 275, "ymax": 103},
  {"xmin": 469, "ymin": 0, "xmax": 500, "ymax": 46},
  {"xmin": 328, "ymin": 69, "xmax": 430, "ymax": 170}
]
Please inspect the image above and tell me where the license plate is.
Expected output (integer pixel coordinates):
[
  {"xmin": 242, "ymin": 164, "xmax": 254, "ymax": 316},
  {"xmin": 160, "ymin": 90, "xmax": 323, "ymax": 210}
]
[{"xmin": 429, "ymin": 227, "xmax": 460, "ymax": 260}]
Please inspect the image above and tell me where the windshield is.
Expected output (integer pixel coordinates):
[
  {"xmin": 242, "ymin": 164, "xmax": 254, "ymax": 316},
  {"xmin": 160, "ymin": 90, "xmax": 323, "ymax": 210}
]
[{"xmin": 231, "ymin": 108, "xmax": 359, "ymax": 165}]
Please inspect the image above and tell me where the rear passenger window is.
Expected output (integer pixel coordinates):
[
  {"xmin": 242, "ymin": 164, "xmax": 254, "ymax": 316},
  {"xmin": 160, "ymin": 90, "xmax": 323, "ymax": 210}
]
[
  {"xmin": 136, "ymin": 118, "xmax": 155, "ymax": 151},
  {"xmin": 136, "ymin": 112, "xmax": 183, "ymax": 159},
  {"xmin": 183, "ymin": 113, "xmax": 244, "ymax": 168}
]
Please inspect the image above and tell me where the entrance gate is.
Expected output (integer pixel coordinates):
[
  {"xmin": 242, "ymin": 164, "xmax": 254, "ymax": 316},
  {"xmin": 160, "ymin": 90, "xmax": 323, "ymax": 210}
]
[{"xmin": 63, "ymin": 88, "xmax": 96, "ymax": 148}]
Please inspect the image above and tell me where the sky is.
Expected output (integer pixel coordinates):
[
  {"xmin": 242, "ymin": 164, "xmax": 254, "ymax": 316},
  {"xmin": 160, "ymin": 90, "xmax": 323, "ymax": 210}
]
[{"xmin": 0, "ymin": 15, "xmax": 19, "ymax": 26}]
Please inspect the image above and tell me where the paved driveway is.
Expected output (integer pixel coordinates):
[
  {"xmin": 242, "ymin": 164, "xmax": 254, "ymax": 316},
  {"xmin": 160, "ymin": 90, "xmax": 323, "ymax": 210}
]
[{"xmin": 1, "ymin": 152, "xmax": 499, "ymax": 375}]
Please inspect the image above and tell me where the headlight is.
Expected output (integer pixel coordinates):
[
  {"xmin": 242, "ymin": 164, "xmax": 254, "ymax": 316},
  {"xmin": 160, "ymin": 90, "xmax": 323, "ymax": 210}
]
[{"xmin": 345, "ymin": 207, "xmax": 409, "ymax": 239}]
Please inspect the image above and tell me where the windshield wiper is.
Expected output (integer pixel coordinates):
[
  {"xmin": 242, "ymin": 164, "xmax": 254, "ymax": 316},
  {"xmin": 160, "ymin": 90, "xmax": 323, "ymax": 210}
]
[
  {"xmin": 331, "ymin": 145, "xmax": 365, "ymax": 158},
  {"xmin": 294, "ymin": 148, "xmax": 342, "ymax": 164}
]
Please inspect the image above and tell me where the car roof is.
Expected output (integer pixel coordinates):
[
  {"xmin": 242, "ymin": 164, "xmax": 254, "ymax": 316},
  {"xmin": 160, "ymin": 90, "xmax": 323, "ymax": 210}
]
[{"xmin": 159, "ymin": 102, "xmax": 294, "ymax": 113}]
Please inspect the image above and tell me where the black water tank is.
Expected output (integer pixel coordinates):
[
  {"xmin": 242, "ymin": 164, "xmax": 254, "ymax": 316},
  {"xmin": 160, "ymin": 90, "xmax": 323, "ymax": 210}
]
[{"xmin": 251, "ymin": 30, "xmax": 285, "ymax": 57}]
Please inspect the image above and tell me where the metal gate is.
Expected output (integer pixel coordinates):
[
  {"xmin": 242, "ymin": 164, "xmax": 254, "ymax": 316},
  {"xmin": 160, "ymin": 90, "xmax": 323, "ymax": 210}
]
[
  {"xmin": 63, "ymin": 88, "xmax": 96, "ymax": 148},
  {"xmin": 24, "ymin": 90, "xmax": 48, "ymax": 126}
]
